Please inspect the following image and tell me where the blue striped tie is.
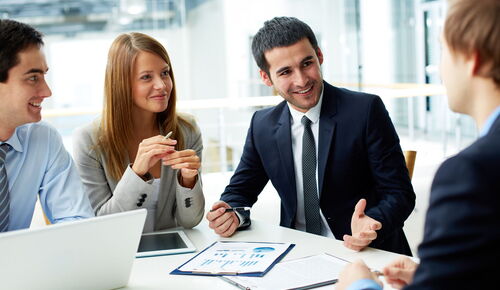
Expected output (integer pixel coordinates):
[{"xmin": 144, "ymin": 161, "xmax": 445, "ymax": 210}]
[
  {"xmin": 301, "ymin": 116, "xmax": 322, "ymax": 235},
  {"xmin": 0, "ymin": 143, "xmax": 10, "ymax": 232}
]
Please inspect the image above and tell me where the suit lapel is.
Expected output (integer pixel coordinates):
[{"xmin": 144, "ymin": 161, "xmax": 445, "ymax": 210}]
[
  {"xmin": 274, "ymin": 104, "xmax": 297, "ymax": 211},
  {"xmin": 490, "ymin": 113, "xmax": 500, "ymax": 134},
  {"xmin": 318, "ymin": 83, "xmax": 337, "ymax": 196}
]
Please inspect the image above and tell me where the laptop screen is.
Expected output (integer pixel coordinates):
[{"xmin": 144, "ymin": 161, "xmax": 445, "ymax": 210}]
[{"xmin": 0, "ymin": 209, "xmax": 147, "ymax": 290}]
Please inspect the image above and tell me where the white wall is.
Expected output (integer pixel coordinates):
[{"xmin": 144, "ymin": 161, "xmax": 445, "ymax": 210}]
[
  {"xmin": 222, "ymin": 0, "xmax": 356, "ymax": 96},
  {"xmin": 44, "ymin": 28, "xmax": 189, "ymax": 110},
  {"xmin": 186, "ymin": 0, "xmax": 227, "ymax": 101}
]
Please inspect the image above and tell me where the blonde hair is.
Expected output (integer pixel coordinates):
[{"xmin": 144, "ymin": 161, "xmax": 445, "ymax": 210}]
[
  {"xmin": 98, "ymin": 32, "xmax": 192, "ymax": 180},
  {"xmin": 444, "ymin": 0, "xmax": 500, "ymax": 87}
]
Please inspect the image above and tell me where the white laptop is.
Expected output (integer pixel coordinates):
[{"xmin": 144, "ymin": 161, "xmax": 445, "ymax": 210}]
[{"xmin": 0, "ymin": 209, "xmax": 147, "ymax": 290}]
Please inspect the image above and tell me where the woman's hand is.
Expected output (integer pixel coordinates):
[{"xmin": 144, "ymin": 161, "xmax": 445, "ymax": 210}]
[
  {"xmin": 162, "ymin": 149, "xmax": 200, "ymax": 188},
  {"xmin": 131, "ymin": 135, "xmax": 176, "ymax": 176}
]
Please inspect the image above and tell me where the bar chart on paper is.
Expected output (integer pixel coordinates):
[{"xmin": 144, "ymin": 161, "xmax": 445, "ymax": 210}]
[
  {"xmin": 176, "ymin": 241, "xmax": 294, "ymax": 275},
  {"xmin": 200, "ymin": 250, "xmax": 268, "ymax": 270}
]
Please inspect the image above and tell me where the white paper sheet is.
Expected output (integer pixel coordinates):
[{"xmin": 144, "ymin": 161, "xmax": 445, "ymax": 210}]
[
  {"xmin": 178, "ymin": 241, "xmax": 293, "ymax": 274},
  {"xmin": 221, "ymin": 253, "xmax": 349, "ymax": 289}
]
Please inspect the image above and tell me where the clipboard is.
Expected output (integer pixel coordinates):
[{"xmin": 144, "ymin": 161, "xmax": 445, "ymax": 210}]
[{"xmin": 170, "ymin": 241, "xmax": 295, "ymax": 277}]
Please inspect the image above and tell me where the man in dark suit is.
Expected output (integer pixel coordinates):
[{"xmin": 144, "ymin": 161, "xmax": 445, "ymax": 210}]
[
  {"xmin": 206, "ymin": 17, "xmax": 415, "ymax": 255},
  {"xmin": 337, "ymin": 0, "xmax": 500, "ymax": 289}
]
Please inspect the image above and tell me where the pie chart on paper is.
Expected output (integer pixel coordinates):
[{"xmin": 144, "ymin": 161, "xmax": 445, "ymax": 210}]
[{"xmin": 253, "ymin": 247, "xmax": 275, "ymax": 253}]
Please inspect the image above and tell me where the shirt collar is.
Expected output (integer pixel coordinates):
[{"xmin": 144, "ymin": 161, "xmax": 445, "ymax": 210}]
[
  {"xmin": 479, "ymin": 105, "xmax": 500, "ymax": 137},
  {"xmin": 287, "ymin": 87, "xmax": 324, "ymax": 125},
  {"xmin": 1, "ymin": 127, "xmax": 23, "ymax": 152}
]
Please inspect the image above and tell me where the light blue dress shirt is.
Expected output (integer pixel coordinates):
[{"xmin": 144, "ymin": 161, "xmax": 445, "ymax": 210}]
[
  {"xmin": 479, "ymin": 105, "xmax": 500, "ymax": 137},
  {"xmin": 1, "ymin": 121, "xmax": 93, "ymax": 231},
  {"xmin": 346, "ymin": 279, "xmax": 382, "ymax": 290}
]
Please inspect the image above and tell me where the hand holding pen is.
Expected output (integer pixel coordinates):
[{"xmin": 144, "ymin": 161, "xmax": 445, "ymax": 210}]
[
  {"xmin": 381, "ymin": 256, "xmax": 417, "ymax": 289},
  {"xmin": 206, "ymin": 201, "xmax": 247, "ymax": 237},
  {"xmin": 161, "ymin": 131, "xmax": 201, "ymax": 188},
  {"xmin": 336, "ymin": 260, "xmax": 383, "ymax": 290},
  {"xmin": 337, "ymin": 256, "xmax": 418, "ymax": 290},
  {"xmin": 131, "ymin": 132, "xmax": 176, "ymax": 177},
  {"xmin": 131, "ymin": 131, "xmax": 200, "ymax": 188},
  {"xmin": 210, "ymin": 206, "xmax": 251, "ymax": 212}
]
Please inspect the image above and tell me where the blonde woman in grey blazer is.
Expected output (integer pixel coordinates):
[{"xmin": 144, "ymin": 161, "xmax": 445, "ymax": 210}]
[{"xmin": 72, "ymin": 32, "xmax": 204, "ymax": 232}]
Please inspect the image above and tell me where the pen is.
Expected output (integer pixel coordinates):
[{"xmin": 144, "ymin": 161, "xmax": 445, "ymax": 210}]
[
  {"xmin": 219, "ymin": 276, "xmax": 250, "ymax": 290},
  {"xmin": 372, "ymin": 270, "xmax": 384, "ymax": 277},
  {"xmin": 163, "ymin": 131, "xmax": 173, "ymax": 139},
  {"xmin": 210, "ymin": 207, "xmax": 251, "ymax": 212},
  {"xmin": 225, "ymin": 207, "xmax": 251, "ymax": 212}
]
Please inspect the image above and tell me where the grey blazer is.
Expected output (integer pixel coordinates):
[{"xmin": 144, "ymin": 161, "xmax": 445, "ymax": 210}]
[{"xmin": 72, "ymin": 115, "xmax": 204, "ymax": 230}]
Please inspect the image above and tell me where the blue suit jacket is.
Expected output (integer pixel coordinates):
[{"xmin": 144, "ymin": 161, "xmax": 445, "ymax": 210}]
[
  {"xmin": 406, "ymin": 115, "xmax": 500, "ymax": 289},
  {"xmin": 221, "ymin": 81, "xmax": 415, "ymax": 255}
]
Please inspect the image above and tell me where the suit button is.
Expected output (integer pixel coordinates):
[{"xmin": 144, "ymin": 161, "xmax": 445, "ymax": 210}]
[
  {"xmin": 137, "ymin": 202, "xmax": 143, "ymax": 207},
  {"xmin": 141, "ymin": 193, "xmax": 147, "ymax": 198}
]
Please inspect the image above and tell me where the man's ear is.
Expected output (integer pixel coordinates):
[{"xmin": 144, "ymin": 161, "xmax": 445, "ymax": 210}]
[
  {"xmin": 469, "ymin": 51, "xmax": 481, "ymax": 76},
  {"xmin": 259, "ymin": 70, "xmax": 273, "ymax": 87},
  {"xmin": 316, "ymin": 47, "xmax": 324, "ymax": 65},
  {"xmin": 469, "ymin": 50, "xmax": 492, "ymax": 78}
]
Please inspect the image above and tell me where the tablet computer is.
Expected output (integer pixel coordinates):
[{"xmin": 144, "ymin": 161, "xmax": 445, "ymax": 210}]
[{"xmin": 136, "ymin": 229, "xmax": 196, "ymax": 258}]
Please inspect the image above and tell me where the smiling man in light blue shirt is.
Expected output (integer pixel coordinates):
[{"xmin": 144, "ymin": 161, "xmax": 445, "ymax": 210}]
[{"xmin": 0, "ymin": 19, "xmax": 93, "ymax": 232}]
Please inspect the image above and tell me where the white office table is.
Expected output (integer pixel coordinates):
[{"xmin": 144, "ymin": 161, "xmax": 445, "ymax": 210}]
[{"xmin": 126, "ymin": 220, "xmax": 404, "ymax": 289}]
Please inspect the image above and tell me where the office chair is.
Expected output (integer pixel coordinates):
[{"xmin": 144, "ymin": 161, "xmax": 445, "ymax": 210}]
[
  {"xmin": 43, "ymin": 213, "xmax": 51, "ymax": 225},
  {"xmin": 403, "ymin": 150, "xmax": 417, "ymax": 180}
]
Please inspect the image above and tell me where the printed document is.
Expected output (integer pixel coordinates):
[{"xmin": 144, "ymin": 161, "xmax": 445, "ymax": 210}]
[
  {"xmin": 177, "ymin": 241, "xmax": 294, "ymax": 275},
  {"xmin": 220, "ymin": 253, "xmax": 349, "ymax": 289}
]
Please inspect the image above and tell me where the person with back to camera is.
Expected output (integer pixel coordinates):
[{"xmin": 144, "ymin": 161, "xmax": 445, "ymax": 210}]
[
  {"xmin": 73, "ymin": 32, "xmax": 204, "ymax": 232},
  {"xmin": 336, "ymin": 0, "xmax": 500, "ymax": 289}
]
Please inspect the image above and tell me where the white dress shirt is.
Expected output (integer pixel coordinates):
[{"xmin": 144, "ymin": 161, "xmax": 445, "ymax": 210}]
[{"xmin": 287, "ymin": 91, "xmax": 334, "ymax": 238}]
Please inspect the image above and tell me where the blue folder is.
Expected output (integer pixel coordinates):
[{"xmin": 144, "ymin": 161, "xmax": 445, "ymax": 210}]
[{"xmin": 170, "ymin": 241, "xmax": 295, "ymax": 277}]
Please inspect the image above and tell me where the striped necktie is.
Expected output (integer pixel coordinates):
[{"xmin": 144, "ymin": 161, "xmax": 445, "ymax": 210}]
[
  {"xmin": 0, "ymin": 143, "xmax": 10, "ymax": 232},
  {"xmin": 301, "ymin": 116, "xmax": 322, "ymax": 235}
]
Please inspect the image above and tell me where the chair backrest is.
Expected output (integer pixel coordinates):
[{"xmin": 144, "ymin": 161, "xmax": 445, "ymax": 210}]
[
  {"xmin": 403, "ymin": 150, "xmax": 417, "ymax": 180},
  {"xmin": 43, "ymin": 212, "xmax": 51, "ymax": 225}
]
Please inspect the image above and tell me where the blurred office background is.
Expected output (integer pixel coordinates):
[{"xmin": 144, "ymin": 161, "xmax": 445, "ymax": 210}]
[{"xmin": 1, "ymin": 0, "xmax": 477, "ymax": 255}]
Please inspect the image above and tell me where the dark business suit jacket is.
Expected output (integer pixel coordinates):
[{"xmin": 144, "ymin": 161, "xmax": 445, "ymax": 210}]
[
  {"xmin": 221, "ymin": 81, "xmax": 415, "ymax": 255},
  {"xmin": 406, "ymin": 114, "xmax": 500, "ymax": 289}
]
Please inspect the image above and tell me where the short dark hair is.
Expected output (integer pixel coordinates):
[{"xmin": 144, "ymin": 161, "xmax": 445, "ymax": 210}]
[
  {"xmin": 0, "ymin": 19, "xmax": 44, "ymax": 83},
  {"xmin": 251, "ymin": 16, "xmax": 319, "ymax": 74}
]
